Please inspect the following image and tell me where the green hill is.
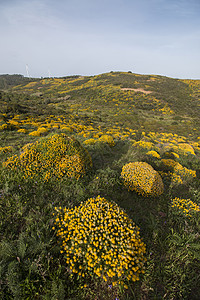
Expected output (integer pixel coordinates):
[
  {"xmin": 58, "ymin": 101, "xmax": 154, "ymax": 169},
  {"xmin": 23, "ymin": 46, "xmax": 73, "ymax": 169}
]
[
  {"xmin": 0, "ymin": 72, "xmax": 200, "ymax": 300},
  {"xmin": 1, "ymin": 71, "xmax": 199, "ymax": 138}
]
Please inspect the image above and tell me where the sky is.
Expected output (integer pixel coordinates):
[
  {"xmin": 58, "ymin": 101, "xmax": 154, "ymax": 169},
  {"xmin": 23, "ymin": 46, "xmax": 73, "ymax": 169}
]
[{"xmin": 0, "ymin": 0, "xmax": 200, "ymax": 79}]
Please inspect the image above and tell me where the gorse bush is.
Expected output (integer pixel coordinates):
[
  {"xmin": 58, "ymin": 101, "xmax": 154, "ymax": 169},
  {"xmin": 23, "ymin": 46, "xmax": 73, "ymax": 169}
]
[
  {"xmin": 3, "ymin": 133, "xmax": 92, "ymax": 181},
  {"xmin": 171, "ymin": 197, "xmax": 200, "ymax": 218},
  {"xmin": 163, "ymin": 143, "xmax": 196, "ymax": 156},
  {"xmin": 160, "ymin": 159, "xmax": 196, "ymax": 185},
  {"xmin": 29, "ymin": 126, "xmax": 49, "ymax": 136},
  {"xmin": 98, "ymin": 135, "xmax": 115, "ymax": 146},
  {"xmin": 146, "ymin": 150, "xmax": 161, "ymax": 159},
  {"xmin": 0, "ymin": 146, "xmax": 13, "ymax": 154},
  {"xmin": 83, "ymin": 138, "xmax": 96, "ymax": 145},
  {"xmin": 53, "ymin": 195, "xmax": 146, "ymax": 288},
  {"xmin": 121, "ymin": 162, "xmax": 164, "ymax": 197}
]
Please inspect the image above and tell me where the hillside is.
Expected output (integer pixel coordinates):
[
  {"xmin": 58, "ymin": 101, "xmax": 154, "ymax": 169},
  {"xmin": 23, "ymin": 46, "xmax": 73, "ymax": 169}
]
[
  {"xmin": 0, "ymin": 72, "xmax": 200, "ymax": 300},
  {"xmin": 1, "ymin": 72, "xmax": 200, "ymax": 139}
]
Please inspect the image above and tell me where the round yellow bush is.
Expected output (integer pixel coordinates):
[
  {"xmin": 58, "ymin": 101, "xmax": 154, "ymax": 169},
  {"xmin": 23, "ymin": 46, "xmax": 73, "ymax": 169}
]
[
  {"xmin": 98, "ymin": 135, "xmax": 115, "ymax": 146},
  {"xmin": 121, "ymin": 162, "xmax": 164, "ymax": 197},
  {"xmin": 53, "ymin": 195, "xmax": 146, "ymax": 287},
  {"xmin": 4, "ymin": 133, "xmax": 92, "ymax": 181}
]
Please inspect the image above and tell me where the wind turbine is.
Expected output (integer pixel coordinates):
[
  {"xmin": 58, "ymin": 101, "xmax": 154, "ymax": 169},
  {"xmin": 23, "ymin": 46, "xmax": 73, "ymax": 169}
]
[
  {"xmin": 26, "ymin": 64, "xmax": 30, "ymax": 78},
  {"xmin": 48, "ymin": 69, "xmax": 52, "ymax": 78}
]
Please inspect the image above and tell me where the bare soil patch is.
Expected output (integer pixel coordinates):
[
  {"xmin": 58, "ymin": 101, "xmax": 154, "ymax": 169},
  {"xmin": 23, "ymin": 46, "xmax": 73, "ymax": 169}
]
[{"xmin": 121, "ymin": 88, "xmax": 152, "ymax": 94}]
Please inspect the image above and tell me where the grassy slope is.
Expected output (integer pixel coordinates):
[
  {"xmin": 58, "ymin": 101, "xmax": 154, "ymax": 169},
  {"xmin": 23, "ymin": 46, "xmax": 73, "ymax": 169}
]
[
  {"xmin": 2, "ymin": 71, "xmax": 200, "ymax": 137},
  {"xmin": 0, "ymin": 72, "xmax": 200, "ymax": 299}
]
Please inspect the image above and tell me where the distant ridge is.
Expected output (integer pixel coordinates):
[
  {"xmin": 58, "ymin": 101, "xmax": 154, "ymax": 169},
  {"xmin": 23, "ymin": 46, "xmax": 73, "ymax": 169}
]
[{"xmin": 0, "ymin": 74, "xmax": 37, "ymax": 89}]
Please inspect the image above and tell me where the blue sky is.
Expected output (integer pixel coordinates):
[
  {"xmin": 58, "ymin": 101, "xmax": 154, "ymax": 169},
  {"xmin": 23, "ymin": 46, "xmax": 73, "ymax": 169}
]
[{"xmin": 0, "ymin": 0, "xmax": 200, "ymax": 79}]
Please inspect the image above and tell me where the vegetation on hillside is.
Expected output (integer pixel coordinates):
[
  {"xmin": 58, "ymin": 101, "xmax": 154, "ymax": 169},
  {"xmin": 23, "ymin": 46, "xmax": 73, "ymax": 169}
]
[{"xmin": 0, "ymin": 72, "xmax": 200, "ymax": 299}]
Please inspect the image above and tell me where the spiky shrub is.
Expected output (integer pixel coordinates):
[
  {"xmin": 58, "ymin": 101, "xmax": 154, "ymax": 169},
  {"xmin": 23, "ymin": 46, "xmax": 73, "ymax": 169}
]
[
  {"xmin": 171, "ymin": 197, "xmax": 200, "ymax": 218},
  {"xmin": 83, "ymin": 138, "xmax": 96, "ymax": 145},
  {"xmin": 163, "ymin": 143, "xmax": 195, "ymax": 156},
  {"xmin": 0, "ymin": 146, "xmax": 13, "ymax": 154},
  {"xmin": 121, "ymin": 162, "xmax": 164, "ymax": 197},
  {"xmin": 98, "ymin": 135, "xmax": 115, "ymax": 146},
  {"xmin": 146, "ymin": 150, "xmax": 161, "ymax": 159},
  {"xmin": 160, "ymin": 159, "xmax": 196, "ymax": 185},
  {"xmin": 53, "ymin": 195, "xmax": 146, "ymax": 288},
  {"xmin": 17, "ymin": 128, "xmax": 28, "ymax": 133},
  {"xmin": 3, "ymin": 133, "xmax": 92, "ymax": 181}
]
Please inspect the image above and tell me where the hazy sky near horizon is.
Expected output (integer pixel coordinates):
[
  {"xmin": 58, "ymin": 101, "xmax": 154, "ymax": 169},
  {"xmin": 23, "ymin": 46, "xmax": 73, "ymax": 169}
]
[{"xmin": 0, "ymin": 0, "xmax": 200, "ymax": 79}]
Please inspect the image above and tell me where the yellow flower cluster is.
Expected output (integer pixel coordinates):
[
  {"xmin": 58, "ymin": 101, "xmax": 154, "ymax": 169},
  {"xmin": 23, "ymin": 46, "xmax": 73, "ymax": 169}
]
[
  {"xmin": 17, "ymin": 128, "xmax": 28, "ymax": 133},
  {"xmin": 8, "ymin": 119, "xmax": 20, "ymax": 128},
  {"xmin": 29, "ymin": 127, "xmax": 49, "ymax": 137},
  {"xmin": 132, "ymin": 140, "xmax": 155, "ymax": 151},
  {"xmin": 171, "ymin": 197, "xmax": 200, "ymax": 217},
  {"xmin": 163, "ymin": 143, "xmax": 195, "ymax": 156},
  {"xmin": 160, "ymin": 159, "xmax": 196, "ymax": 184},
  {"xmin": 163, "ymin": 151, "xmax": 180, "ymax": 159},
  {"xmin": 60, "ymin": 125, "xmax": 73, "ymax": 132},
  {"xmin": 0, "ymin": 146, "xmax": 13, "ymax": 154},
  {"xmin": 177, "ymin": 143, "xmax": 195, "ymax": 155},
  {"xmin": 146, "ymin": 150, "xmax": 161, "ymax": 159},
  {"xmin": 4, "ymin": 133, "xmax": 92, "ymax": 181},
  {"xmin": 83, "ymin": 138, "xmax": 96, "ymax": 145},
  {"xmin": 53, "ymin": 195, "xmax": 146, "ymax": 287},
  {"xmin": 0, "ymin": 123, "xmax": 8, "ymax": 131},
  {"xmin": 28, "ymin": 130, "xmax": 41, "ymax": 137},
  {"xmin": 98, "ymin": 135, "xmax": 115, "ymax": 146},
  {"xmin": 121, "ymin": 162, "xmax": 164, "ymax": 197}
]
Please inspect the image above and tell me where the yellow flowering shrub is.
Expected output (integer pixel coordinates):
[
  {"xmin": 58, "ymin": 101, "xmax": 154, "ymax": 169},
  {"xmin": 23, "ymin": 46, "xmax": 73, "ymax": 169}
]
[
  {"xmin": 98, "ymin": 135, "xmax": 115, "ymax": 146},
  {"xmin": 160, "ymin": 159, "xmax": 177, "ymax": 171},
  {"xmin": 146, "ymin": 150, "xmax": 161, "ymax": 159},
  {"xmin": 121, "ymin": 162, "xmax": 164, "ymax": 197},
  {"xmin": 163, "ymin": 143, "xmax": 195, "ymax": 157},
  {"xmin": 29, "ymin": 127, "xmax": 48, "ymax": 137},
  {"xmin": 8, "ymin": 120, "xmax": 20, "ymax": 128},
  {"xmin": 0, "ymin": 146, "xmax": 13, "ymax": 154},
  {"xmin": 171, "ymin": 197, "xmax": 200, "ymax": 218},
  {"xmin": 163, "ymin": 151, "xmax": 180, "ymax": 159},
  {"xmin": 160, "ymin": 159, "xmax": 196, "ymax": 182},
  {"xmin": 0, "ymin": 124, "xmax": 8, "ymax": 131},
  {"xmin": 177, "ymin": 143, "xmax": 195, "ymax": 156},
  {"xmin": 53, "ymin": 195, "xmax": 146, "ymax": 287},
  {"xmin": 29, "ymin": 130, "xmax": 41, "ymax": 137},
  {"xmin": 37, "ymin": 127, "xmax": 49, "ymax": 135},
  {"xmin": 159, "ymin": 171, "xmax": 183, "ymax": 185},
  {"xmin": 132, "ymin": 140, "xmax": 155, "ymax": 151},
  {"xmin": 4, "ymin": 133, "xmax": 92, "ymax": 181},
  {"xmin": 60, "ymin": 125, "xmax": 73, "ymax": 132},
  {"xmin": 83, "ymin": 138, "xmax": 97, "ymax": 145},
  {"xmin": 17, "ymin": 128, "xmax": 28, "ymax": 133}
]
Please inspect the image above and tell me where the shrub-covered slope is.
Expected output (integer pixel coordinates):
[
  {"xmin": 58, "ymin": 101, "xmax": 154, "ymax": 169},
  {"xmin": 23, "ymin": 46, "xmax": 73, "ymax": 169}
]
[{"xmin": 0, "ymin": 72, "xmax": 200, "ymax": 299}]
